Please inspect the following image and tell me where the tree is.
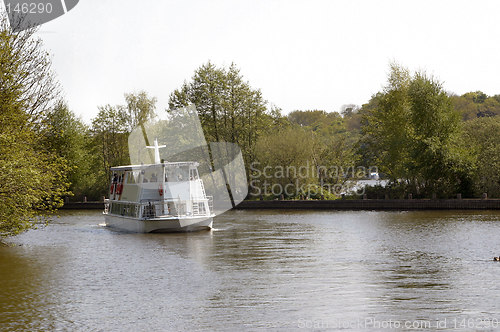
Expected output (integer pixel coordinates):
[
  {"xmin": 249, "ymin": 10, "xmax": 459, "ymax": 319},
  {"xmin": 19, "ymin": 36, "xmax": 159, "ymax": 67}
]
[
  {"xmin": 0, "ymin": 14, "xmax": 59, "ymax": 130},
  {"xmin": 1, "ymin": 17, "xmax": 69, "ymax": 237},
  {"xmin": 285, "ymin": 109, "xmax": 359, "ymax": 189},
  {"xmin": 361, "ymin": 63, "xmax": 474, "ymax": 197},
  {"xmin": 85, "ymin": 92, "xmax": 157, "ymax": 199},
  {"xmin": 463, "ymin": 117, "xmax": 500, "ymax": 197},
  {"xmin": 407, "ymin": 72, "xmax": 474, "ymax": 196},
  {"xmin": 91, "ymin": 105, "xmax": 130, "ymax": 194},
  {"xmin": 253, "ymin": 126, "xmax": 317, "ymax": 198},
  {"xmin": 450, "ymin": 94, "xmax": 478, "ymax": 121},
  {"xmin": 288, "ymin": 110, "xmax": 329, "ymax": 127},
  {"xmin": 451, "ymin": 92, "xmax": 500, "ymax": 120},
  {"xmin": 168, "ymin": 62, "xmax": 271, "ymax": 174},
  {"xmin": 252, "ymin": 117, "xmax": 358, "ymax": 199},
  {"xmin": 124, "ymin": 91, "xmax": 157, "ymax": 131},
  {"xmin": 361, "ymin": 64, "xmax": 412, "ymax": 182},
  {"xmin": 463, "ymin": 91, "xmax": 488, "ymax": 104},
  {"xmin": 41, "ymin": 101, "xmax": 101, "ymax": 200},
  {"xmin": 315, "ymin": 124, "xmax": 359, "ymax": 192}
]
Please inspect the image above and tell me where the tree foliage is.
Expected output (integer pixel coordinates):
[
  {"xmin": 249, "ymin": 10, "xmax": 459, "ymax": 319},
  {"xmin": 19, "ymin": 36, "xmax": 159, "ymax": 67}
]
[
  {"xmin": 5, "ymin": 37, "xmax": 500, "ymax": 239},
  {"xmin": 168, "ymin": 62, "xmax": 274, "ymax": 171},
  {"xmin": 0, "ymin": 14, "xmax": 59, "ymax": 129},
  {"xmin": 451, "ymin": 91, "xmax": 500, "ymax": 120},
  {"xmin": 124, "ymin": 91, "xmax": 157, "ymax": 131},
  {"xmin": 89, "ymin": 92, "xmax": 157, "ymax": 195},
  {"xmin": 41, "ymin": 101, "xmax": 103, "ymax": 200},
  {"xmin": 252, "ymin": 110, "xmax": 358, "ymax": 198},
  {"xmin": 361, "ymin": 64, "xmax": 413, "ymax": 182},
  {"xmin": 463, "ymin": 117, "xmax": 500, "ymax": 197},
  {"xmin": 253, "ymin": 126, "xmax": 317, "ymax": 198},
  {"xmin": 1, "ymin": 17, "xmax": 69, "ymax": 237},
  {"xmin": 361, "ymin": 63, "xmax": 474, "ymax": 197}
]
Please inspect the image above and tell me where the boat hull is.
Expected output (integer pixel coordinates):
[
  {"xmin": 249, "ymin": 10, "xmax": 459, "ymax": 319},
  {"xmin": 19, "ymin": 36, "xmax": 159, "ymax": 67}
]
[{"xmin": 104, "ymin": 214, "xmax": 213, "ymax": 233}]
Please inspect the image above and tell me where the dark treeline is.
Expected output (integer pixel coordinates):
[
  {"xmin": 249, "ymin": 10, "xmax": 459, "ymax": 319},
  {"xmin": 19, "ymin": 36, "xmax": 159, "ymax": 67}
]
[{"xmin": 1, "ymin": 17, "xmax": 499, "ymax": 237}]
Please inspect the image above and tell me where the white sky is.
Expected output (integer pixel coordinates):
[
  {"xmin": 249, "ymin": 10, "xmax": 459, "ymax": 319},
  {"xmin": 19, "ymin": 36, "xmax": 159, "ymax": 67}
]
[{"xmin": 32, "ymin": 0, "xmax": 500, "ymax": 123}]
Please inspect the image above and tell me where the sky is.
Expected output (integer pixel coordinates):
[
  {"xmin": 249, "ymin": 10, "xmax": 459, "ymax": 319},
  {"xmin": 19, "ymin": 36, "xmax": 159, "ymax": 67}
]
[{"xmin": 17, "ymin": 0, "xmax": 500, "ymax": 123}]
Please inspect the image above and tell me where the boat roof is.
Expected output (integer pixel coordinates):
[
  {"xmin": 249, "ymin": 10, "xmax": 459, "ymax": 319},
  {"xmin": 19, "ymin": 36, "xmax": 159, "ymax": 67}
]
[{"xmin": 110, "ymin": 161, "xmax": 199, "ymax": 171}]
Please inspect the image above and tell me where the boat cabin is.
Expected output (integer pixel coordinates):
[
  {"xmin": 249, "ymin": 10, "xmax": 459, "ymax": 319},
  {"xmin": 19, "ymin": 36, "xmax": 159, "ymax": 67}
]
[{"xmin": 106, "ymin": 162, "xmax": 211, "ymax": 220}]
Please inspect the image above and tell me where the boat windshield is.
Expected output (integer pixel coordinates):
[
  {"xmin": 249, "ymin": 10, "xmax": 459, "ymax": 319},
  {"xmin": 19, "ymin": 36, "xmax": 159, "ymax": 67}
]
[
  {"xmin": 141, "ymin": 166, "xmax": 162, "ymax": 183},
  {"xmin": 166, "ymin": 165, "xmax": 189, "ymax": 182}
]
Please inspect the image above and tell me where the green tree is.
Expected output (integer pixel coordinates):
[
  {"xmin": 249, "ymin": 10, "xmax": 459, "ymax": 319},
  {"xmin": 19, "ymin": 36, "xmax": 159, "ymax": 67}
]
[
  {"xmin": 407, "ymin": 72, "xmax": 474, "ymax": 196},
  {"xmin": 450, "ymin": 94, "xmax": 478, "ymax": 121},
  {"xmin": 1, "ymin": 17, "xmax": 69, "ymax": 237},
  {"xmin": 252, "ymin": 120, "xmax": 357, "ymax": 199},
  {"xmin": 288, "ymin": 110, "xmax": 329, "ymax": 127},
  {"xmin": 42, "ymin": 101, "xmax": 102, "ymax": 200},
  {"xmin": 361, "ymin": 64, "xmax": 474, "ymax": 197},
  {"xmin": 341, "ymin": 104, "xmax": 364, "ymax": 144},
  {"xmin": 492, "ymin": 94, "xmax": 500, "ymax": 105},
  {"xmin": 463, "ymin": 117, "xmax": 500, "ymax": 197},
  {"xmin": 253, "ymin": 126, "xmax": 317, "ymax": 198},
  {"xmin": 361, "ymin": 64, "xmax": 412, "ymax": 182},
  {"xmin": 91, "ymin": 105, "xmax": 129, "ymax": 194},
  {"xmin": 124, "ymin": 91, "xmax": 157, "ymax": 131},
  {"xmin": 168, "ymin": 62, "xmax": 272, "ymax": 172},
  {"xmin": 286, "ymin": 109, "xmax": 359, "ymax": 191},
  {"xmin": 315, "ymin": 126, "xmax": 359, "ymax": 192},
  {"xmin": 463, "ymin": 91, "xmax": 488, "ymax": 104},
  {"xmin": 452, "ymin": 92, "xmax": 500, "ymax": 120},
  {"xmin": 88, "ymin": 92, "xmax": 157, "ymax": 199}
]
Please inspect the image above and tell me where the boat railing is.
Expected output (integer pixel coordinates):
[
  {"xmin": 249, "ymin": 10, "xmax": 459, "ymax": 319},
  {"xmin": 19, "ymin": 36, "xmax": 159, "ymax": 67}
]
[
  {"xmin": 107, "ymin": 198, "xmax": 212, "ymax": 219},
  {"xmin": 104, "ymin": 199, "xmax": 110, "ymax": 214},
  {"xmin": 108, "ymin": 201, "xmax": 141, "ymax": 218},
  {"xmin": 207, "ymin": 196, "xmax": 213, "ymax": 213},
  {"xmin": 140, "ymin": 199, "xmax": 210, "ymax": 219}
]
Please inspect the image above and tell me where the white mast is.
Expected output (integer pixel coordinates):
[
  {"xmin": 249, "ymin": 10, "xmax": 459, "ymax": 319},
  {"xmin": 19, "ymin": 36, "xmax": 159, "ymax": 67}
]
[{"xmin": 146, "ymin": 138, "xmax": 166, "ymax": 164}]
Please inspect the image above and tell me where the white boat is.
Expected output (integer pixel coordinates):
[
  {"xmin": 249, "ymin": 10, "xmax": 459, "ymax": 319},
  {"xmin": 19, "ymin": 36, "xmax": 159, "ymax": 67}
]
[{"xmin": 104, "ymin": 139, "xmax": 214, "ymax": 232}]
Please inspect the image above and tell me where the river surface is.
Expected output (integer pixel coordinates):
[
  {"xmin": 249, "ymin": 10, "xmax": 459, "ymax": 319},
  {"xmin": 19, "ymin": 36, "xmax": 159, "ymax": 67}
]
[{"xmin": 2, "ymin": 210, "xmax": 500, "ymax": 331}]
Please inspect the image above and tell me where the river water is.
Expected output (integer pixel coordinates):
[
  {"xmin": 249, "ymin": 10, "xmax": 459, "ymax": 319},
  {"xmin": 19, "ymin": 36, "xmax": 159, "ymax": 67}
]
[{"xmin": 2, "ymin": 210, "xmax": 500, "ymax": 331}]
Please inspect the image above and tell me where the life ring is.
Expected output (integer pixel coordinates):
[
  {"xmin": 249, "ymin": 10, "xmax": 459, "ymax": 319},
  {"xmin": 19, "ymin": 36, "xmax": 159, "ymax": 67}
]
[
  {"xmin": 158, "ymin": 185, "xmax": 164, "ymax": 196},
  {"xmin": 110, "ymin": 183, "xmax": 115, "ymax": 194}
]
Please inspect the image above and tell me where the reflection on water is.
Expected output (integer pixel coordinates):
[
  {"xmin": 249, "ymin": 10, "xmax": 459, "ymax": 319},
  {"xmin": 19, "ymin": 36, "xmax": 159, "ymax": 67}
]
[{"xmin": 1, "ymin": 209, "xmax": 500, "ymax": 330}]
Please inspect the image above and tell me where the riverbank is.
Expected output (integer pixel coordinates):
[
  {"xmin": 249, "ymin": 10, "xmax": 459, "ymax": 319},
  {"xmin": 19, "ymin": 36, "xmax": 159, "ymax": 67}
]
[
  {"xmin": 61, "ymin": 199, "xmax": 500, "ymax": 210},
  {"xmin": 237, "ymin": 199, "xmax": 500, "ymax": 210}
]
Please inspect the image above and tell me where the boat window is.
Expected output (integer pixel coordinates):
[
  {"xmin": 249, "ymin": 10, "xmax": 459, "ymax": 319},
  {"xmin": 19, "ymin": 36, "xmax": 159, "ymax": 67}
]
[
  {"xmin": 117, "ymin": 172, "xmax": 124, "ymax": 184},
  {"xmin": 189, "ymin": 168, "xmax": 199, "ymax": 180},
  {"xmin": 150, "ymin": 173, "xmax": 158, "ymax": 183},
  {"xmin": 165, "ymin": 168, "xmax": 175, "ymax": 182},
  {"xmin": 127, "ymin": 171, "xmax": 139, "ymax": 184},
  {"xmin": 166, "ymin": 166, "xmax": 189, "ymax": 182},
  {"xmin": 140, "ymin": 167, "xmax": 162, "ymax": 183}
]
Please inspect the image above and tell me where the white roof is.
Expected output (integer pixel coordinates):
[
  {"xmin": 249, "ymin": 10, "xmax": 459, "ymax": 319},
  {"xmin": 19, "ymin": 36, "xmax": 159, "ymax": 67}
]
[{"xmin": 110, "ymin": 161, "xmax": 199, "ymax": 171}]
